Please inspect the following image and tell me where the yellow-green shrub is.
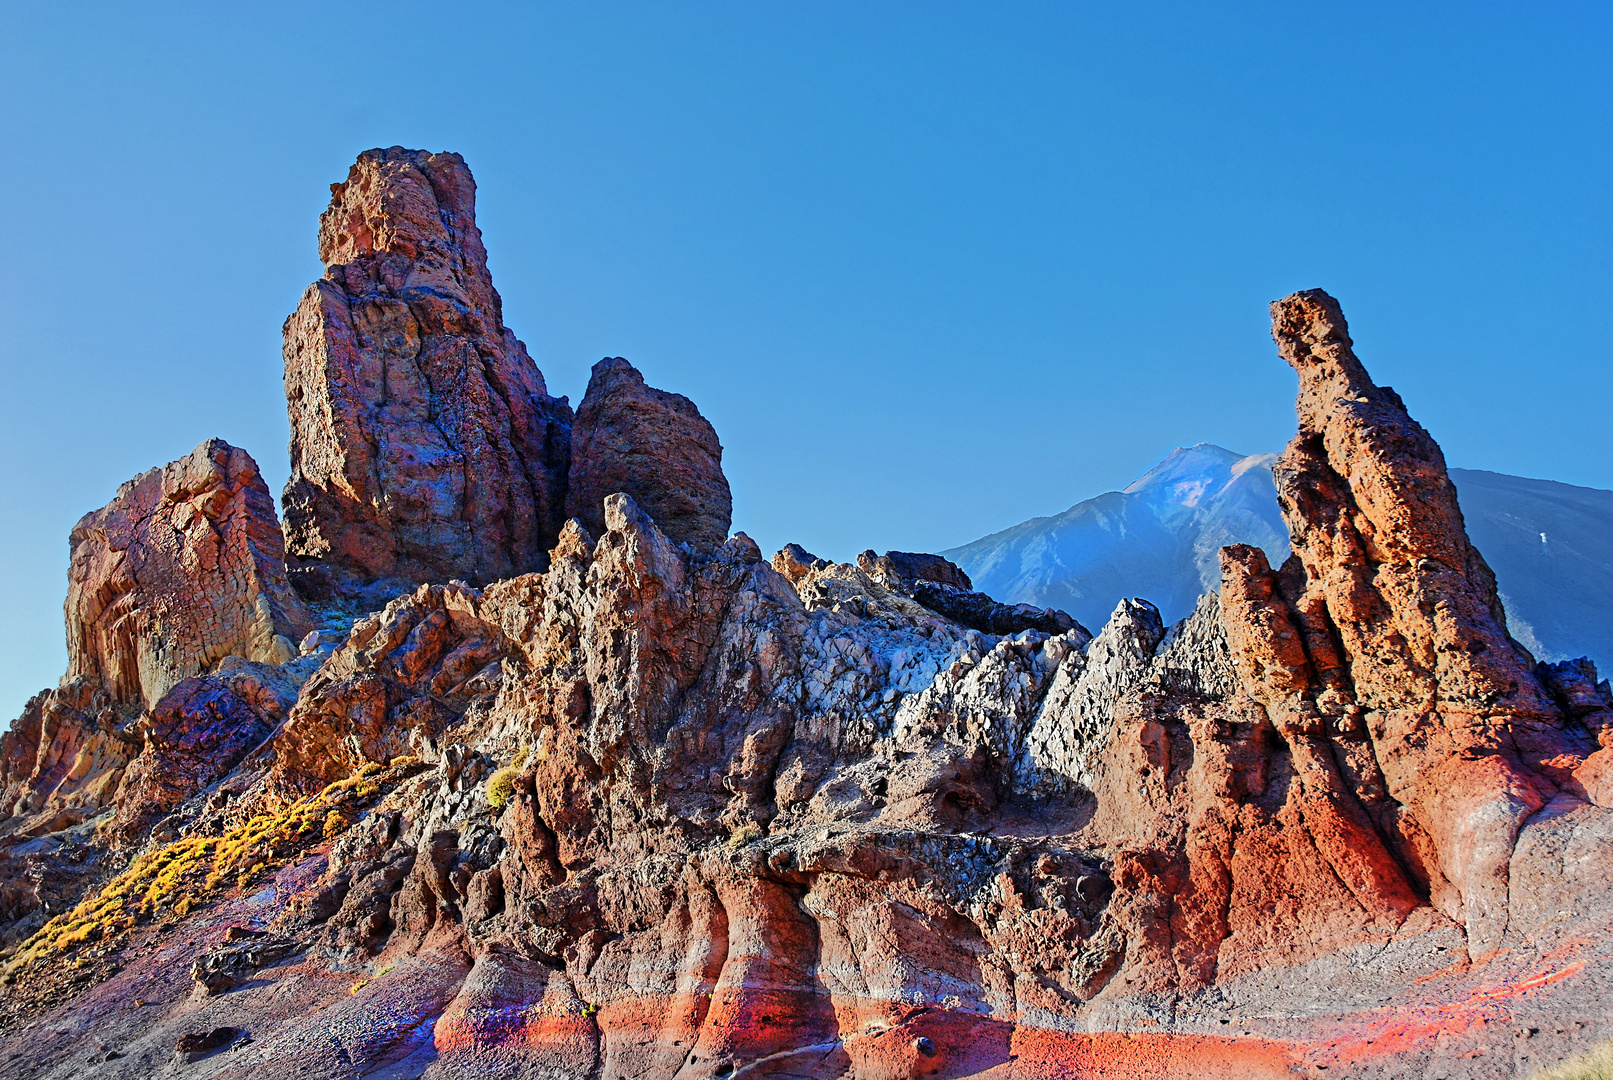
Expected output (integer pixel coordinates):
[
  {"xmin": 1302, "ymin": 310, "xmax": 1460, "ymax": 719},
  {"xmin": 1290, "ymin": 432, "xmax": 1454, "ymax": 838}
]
[
  {"xmin": 1531, "ymin": 1041, "xmax": 1613, "ymax": 1080},
  {"xmin": 9, "ymin": 759, "xmax": 424, "ymax": 972},
  {"xmin": 485, "ymin": 748, "xmax": 530, "ymax": 811}
]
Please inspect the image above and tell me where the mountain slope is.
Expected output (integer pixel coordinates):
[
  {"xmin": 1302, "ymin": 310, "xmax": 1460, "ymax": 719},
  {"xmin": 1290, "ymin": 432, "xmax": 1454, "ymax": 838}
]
[
  {"xmin": 942, "ymin": 443, "xmax": 1289, "ymax": 631},
  {"xmin": 1448, "ymin": 467, "xmax": 1613, "ymax": 669},
  {"xmin": 945, "ymin": 448, "xmax": 1612, "ymax": 671}
]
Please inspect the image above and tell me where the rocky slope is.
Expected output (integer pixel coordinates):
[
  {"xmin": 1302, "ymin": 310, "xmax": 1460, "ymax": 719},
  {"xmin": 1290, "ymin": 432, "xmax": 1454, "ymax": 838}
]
[{"xmin": 0, "ymin": 152, "xmax": 1608, "ymax": 1080}]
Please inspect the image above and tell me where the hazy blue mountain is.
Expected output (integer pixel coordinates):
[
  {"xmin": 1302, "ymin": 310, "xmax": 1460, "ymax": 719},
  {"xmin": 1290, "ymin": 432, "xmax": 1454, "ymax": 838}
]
[
  {"xmin": 944, "ymin": 447, "xmax": 1612, "ymax": 673},
  {"xmin": 942, "ymin": 444, "xmax": 1289, "ymax": 632},
  {"xmin": 1447, "ymin": 468, "xmax": 1613, "ymax": 672}
]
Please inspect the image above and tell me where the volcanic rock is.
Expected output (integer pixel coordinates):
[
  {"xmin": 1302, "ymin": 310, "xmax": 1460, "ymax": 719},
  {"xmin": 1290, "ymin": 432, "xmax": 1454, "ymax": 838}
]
[
  {"xmin": 770, "ymin": 542, "xmax": 826, "ymax": 584},
  {"xmin": 565, "ymin": 357, "xmax": 732, "ymax": 554},
  {"xmin": 281, "ymin": 147, "xmax": 573, "ymax": 592},
  {"xmin": 1219, "ymin": 287, "xmax": 1596, "ymax": 956},
  {"xmin": 63, "ymin": 438, "xmax": 312, "ymax": 710},
  {"xmin": 174, "ymin": 1026, "xmax": 238, "ymax": 1061},
  {"xmin": 101, "ymin": 676, "xmax": 276, "ymax": 848},
  {"xmin": 856, "ymin": 549, "xmax": 974, "ymax": 590},
  {"xmin": 0, "ymin": 679, "xmax": 134, "ymax": 826},
  {"xmin": 854, "ymin": 548, "xmax": 1081, "ymax": 638}
]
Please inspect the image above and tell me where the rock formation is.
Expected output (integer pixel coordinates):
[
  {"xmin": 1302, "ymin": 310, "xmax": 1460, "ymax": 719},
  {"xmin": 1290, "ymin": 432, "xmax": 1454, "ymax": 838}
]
[
  {"xmin": 282, "ymin": 147, "xmax": 573, "ymax": 593},
  {"xmin": 2, "ymin": 159, "xmax": 1610, "ymax": 1080},
  {"xmin": 565, "ymin": 357, "xmax": 732, "ymax": 553},
  {"xmin": 858, "ymin": 548, "xmax": 1082, "ymax": 637},
  {"xmin": 1220, "ymin": 288, "xmax": 1602, "ymax": 957},
  {"xmin": 64, "ymin": 438, "xmax": 312, "ymax": 709}
]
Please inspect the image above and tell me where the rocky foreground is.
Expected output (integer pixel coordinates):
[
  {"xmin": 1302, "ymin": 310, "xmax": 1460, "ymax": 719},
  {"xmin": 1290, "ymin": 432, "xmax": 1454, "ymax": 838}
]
[{"xmin": 0, "ymin": 149, "xmax": 1608, "ymax": 1080}]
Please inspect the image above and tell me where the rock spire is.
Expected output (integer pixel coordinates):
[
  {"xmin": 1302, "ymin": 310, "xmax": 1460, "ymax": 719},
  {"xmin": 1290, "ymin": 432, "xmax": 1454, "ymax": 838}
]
[
  {"xmin": 281, "ymin": 147, "xmax": 573, "ymax": 592},
  {"xmin": 1220, "ymin": 287, "xmax": 1584, "ymax": 955}
]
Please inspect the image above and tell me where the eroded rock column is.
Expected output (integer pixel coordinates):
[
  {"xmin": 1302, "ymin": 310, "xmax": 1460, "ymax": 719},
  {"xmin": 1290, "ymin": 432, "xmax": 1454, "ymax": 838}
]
[{"xmin": 282, "ymin": 147, "xmax": 573, "ymax": 592}]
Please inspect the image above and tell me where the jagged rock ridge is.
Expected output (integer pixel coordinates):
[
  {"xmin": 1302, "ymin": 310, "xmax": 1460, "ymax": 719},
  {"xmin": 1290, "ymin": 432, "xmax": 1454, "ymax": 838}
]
[{"xmin": 0, "ymin": 154, "xmax": 1608, "ymax": 1080}]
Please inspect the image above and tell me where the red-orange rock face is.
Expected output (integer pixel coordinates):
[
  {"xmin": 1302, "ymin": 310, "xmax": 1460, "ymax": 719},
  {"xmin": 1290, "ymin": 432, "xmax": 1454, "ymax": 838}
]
[
  {"xmin": 565, "ymin": 357, "xmax": 732, "ymax": 554},
  {"xmin": 282, "ymin": 147, "xmax": 573, "ymax": 592},
  {"xmin": 64, "ymin": 438, "xmax": 312, "ymax": 709},
  {"xmin": 1219, "ymin": 289, "xmax": 1597, "ymax": 958}
]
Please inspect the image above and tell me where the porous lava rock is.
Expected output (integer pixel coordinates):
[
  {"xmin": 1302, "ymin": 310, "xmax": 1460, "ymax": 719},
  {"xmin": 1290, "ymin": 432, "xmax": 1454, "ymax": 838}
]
[
  {"xmin": 101, "ymin": 677, "xmax": 275, "ymax": 849},
  {"xmin": 1219, "ymin": 288, "xmax": 1600, "ymax": 957},
  {"xmin": 64, "ymin": 438, "xmax": 312, "ymax": 709},
  {"xmin": 565, "ymin": 357, "xmax": 732, "ymax": 554},
  {"xmin": 3, "ymin": 171, "xmax": 1611, "ymax": 1080},
  {"xmin": 281, "ymin": 147, "xmax": 573, "ymax": 593}
]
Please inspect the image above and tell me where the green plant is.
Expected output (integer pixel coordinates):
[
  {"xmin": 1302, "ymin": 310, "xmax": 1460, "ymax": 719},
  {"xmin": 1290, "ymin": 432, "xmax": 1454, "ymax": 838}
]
[
  {"xmin": 8, "ymin": 759, "xmax": 425, "ymax": 973},
  {"xmin": 485, "ymin": 747, "xmax": 531, "ymax": 811},
  {"xmin": 726, "ymin": 822, "xmax": 763, "ymax": 850},
  {"xmin": 1531, "ymin": 1041, "xmax": 1613, "ymax": 1080}
]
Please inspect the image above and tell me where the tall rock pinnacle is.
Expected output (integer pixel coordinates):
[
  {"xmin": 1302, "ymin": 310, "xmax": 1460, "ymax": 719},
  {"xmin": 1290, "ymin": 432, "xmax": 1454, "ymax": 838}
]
[
  {"xmin": 1221, "ymin": 288, "xmax": 1568, "ymax": 956},
  {"xmin": 281, "ymin": 147, "xmax": 573, "ymax": 592}
]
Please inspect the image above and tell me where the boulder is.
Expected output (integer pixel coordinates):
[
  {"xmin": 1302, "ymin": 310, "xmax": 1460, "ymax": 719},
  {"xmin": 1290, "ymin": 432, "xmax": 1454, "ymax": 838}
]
[
  {"xmin": 856, "ymin": 549, "xmax": 972, "ymax": 590},
  {"xmin": 565, "ymin": 357, "xmax": 731, "ymax": 553},
  {"xmin": 856, "ymin": 547, "xmax": 1080, "ymax": 637},
  {"xmin": 64, "ymin": 438, "xmax": 312, "ymax": 709},
  {"xmin": 281, "ymin": 147, "xmax": 573, "ymax": 592}
]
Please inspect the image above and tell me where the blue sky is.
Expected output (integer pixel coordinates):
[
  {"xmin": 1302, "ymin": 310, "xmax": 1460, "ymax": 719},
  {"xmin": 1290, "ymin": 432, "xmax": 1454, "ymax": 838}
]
[{"xmin": 1, "ymin": 2, "xmax": 1608, "ymax": 719}]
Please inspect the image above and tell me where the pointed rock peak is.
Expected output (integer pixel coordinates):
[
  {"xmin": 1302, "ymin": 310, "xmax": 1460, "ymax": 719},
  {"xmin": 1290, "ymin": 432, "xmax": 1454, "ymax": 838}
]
[
  {"xmin": 566, "ymin": 357, "xmax": 732, "ymax": 555},
  {"xmin": 283, "ymin": 149, "xmax": 573, "ymax": 593}
]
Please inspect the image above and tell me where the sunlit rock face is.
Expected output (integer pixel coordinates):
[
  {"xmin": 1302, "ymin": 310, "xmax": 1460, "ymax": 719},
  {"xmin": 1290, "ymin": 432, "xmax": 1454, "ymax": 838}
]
[
  {"xmin": 1, "ymin": 162, "xmax": 1610, "ymax": 1080},
  {"xmin": 281, "ymin": 147, "xmax": 573, "ymax": 594},
  {"xmin": 65, "ymin": 438, "xmax": 313, "ymax": 709},
  {"xmin": 565, "ymin": 356, "xmax": 732, "ymax": 555}
]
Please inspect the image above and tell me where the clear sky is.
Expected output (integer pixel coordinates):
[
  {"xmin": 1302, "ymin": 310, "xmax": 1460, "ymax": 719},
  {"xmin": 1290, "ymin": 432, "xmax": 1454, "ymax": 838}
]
[{"xmin": 1, "ymin": 3, "xmax": 1609, "ymax": 720}]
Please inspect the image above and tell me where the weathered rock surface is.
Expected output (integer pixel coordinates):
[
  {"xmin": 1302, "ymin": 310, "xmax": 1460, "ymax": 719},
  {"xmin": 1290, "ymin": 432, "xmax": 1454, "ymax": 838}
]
[
  {"xmin": 1220, "ymin": 288, "xmax": 1601, "ymax": 959},
  {"xmin": 64, "ymin": 438, "xmax": 312, "ymax": 709},
  {"xmin": 282, "ymin": 147, "xmax": 573, "ymax": 592},
  {"xmin": 565, "ymin": 357, "xmax": 732, "ymax": 554},
  {"xmin": 858, "ymin": 548, "xmax": 1083, "ymax": 638},
  {"xmin": 3, "ymin": 183, "xmax": 1609, "ymax": 1080}
]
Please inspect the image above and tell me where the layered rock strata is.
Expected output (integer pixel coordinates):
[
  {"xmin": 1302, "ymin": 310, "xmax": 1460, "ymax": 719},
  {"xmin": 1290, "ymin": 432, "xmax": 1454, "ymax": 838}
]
[
  {"xmin": 2, "ymin": 174, "xmax": 1610, "ymax": 1080},
  {"xmin": 565, "ymin": 356, "xmax": 732, "ymax": 554},
  {"xmin": 282, "ymin": 147, "xmax": 573, "ymax": 592},
  {"xmin": 64, "ymin": 438, "xmax": 312, "ymax": 709}
]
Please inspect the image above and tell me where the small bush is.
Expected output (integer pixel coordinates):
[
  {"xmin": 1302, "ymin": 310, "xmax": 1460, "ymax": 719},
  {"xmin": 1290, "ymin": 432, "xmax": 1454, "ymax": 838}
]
[
  {"xmin": 1532, "ymin": 1041, "xmax": 1613, "ymax": 1080},
  {"xmin": 8, "ymin": 757, "xmax": 426, "ymax": 973},
  {"xmin": 726, "ymin": 822, "xmax": 763, "ymax": 850},
  {"xmin": 486, "ymin": 767, "xmax": 520, "ymax": 811}
]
